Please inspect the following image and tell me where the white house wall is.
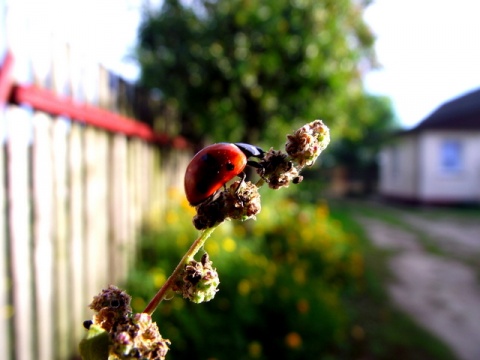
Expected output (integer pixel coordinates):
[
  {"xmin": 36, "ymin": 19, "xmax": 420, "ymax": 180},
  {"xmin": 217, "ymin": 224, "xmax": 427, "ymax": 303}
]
[
  {"xmin": 379, "ymin": 135, "xmax": 419, "ymax": 198},
  {"xmin": 418, "ymin": 131, "xmax": 480, "ymax": 202}
]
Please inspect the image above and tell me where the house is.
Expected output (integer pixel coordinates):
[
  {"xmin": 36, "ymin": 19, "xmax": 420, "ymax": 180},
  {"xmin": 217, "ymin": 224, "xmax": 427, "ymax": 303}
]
[{"xmin": 379, "ymin": 88, "xmax": 480, "ymax": 204}]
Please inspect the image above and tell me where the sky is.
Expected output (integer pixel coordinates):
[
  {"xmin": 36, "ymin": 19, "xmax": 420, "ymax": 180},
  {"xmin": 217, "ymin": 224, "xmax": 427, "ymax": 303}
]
[
  {"xmin": 363, "ymin": 0, "xmax": 480, "ymax": 128},
  {"xmin": 4, "ymin": 0, "xmax": 480, "ymax": 129}
]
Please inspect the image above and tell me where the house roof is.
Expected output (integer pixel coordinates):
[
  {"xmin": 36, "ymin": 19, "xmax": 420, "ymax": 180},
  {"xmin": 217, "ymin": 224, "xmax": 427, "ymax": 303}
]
[{"xmin": 410, "ymin": 87, "xmax": 480, "ymax": 132}]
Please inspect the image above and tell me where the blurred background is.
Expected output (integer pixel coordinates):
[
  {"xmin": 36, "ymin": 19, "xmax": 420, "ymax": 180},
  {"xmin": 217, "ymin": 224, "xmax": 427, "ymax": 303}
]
[{"xmin": 1, "ymin": 0, "xmax": 480, "ymax": 359}]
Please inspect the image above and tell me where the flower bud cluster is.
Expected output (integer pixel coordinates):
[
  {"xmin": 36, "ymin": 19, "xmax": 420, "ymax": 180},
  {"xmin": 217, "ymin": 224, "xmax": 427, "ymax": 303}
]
[
  {"xmin": 285, "ymin": 119, "xmax": 330, "ymax": 168},
  {"xmin": 110, "ymin": 313, "xmax": 170, "ymax": 359},
  {"xmin": 88, "ymin": 285, "xmax": 132, "ymax": 332},
  {"xmin": 193, "ymin": 180, "xmax": 261, "ymax": 230},
  {"xmin": 173, "ymin": 253, "xmax": 220, "ymax": 303},
  {"xmin": 258, "ymin": 119, "xmax": 330, "ymax": 190},
  {"xmin": 257, "ymin": 149, "xmax": 302, "ymax": 190},
  {"xmin": 84, "ymin": 285, "xmax": 171, "ymax": 359}
]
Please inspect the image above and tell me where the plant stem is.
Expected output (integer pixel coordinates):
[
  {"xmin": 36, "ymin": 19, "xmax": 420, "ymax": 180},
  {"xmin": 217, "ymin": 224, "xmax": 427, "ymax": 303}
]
[
  {"xmin": 143, "ymin": 225, "xmax": 218, "ymax": 315},
  {"xmin": 255, "ymin": 178, "xmax": 265, "ymax": 187}
]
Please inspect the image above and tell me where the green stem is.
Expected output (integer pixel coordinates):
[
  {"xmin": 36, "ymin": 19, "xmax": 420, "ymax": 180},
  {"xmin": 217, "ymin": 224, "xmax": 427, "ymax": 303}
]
[
  {"xmin": 143, "ymin": 225, "xmax": 218, "ymax": 315},
  {"xmin": 255, "ymin": 178, "xmax": 265, "ymax": 187}
]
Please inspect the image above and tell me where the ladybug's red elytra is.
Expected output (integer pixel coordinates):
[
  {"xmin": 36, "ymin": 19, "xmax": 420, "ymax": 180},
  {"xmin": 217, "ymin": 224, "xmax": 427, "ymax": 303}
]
[{"xmin": 184, "ymin": 142, "xmax": 264, "ymax": 206}]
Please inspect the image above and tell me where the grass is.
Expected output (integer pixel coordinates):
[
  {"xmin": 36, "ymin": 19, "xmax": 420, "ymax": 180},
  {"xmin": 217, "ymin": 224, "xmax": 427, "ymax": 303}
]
[{"xmin": 329, "ymin": 200, "xmax": 457, "ymax": 360}]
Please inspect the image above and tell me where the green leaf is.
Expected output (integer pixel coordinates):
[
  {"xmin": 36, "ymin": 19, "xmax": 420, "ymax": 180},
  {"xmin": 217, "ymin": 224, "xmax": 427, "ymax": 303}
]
[{"xmin": 79, "ymin": 325, "xmax": 110, "ymax": 360}]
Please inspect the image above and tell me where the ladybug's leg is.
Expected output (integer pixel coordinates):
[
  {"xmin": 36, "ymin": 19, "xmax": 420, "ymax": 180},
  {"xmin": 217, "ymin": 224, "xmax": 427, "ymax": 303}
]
[
  {"xmin": 246, "ymin": 160, "xmax": 262, "ymax": 168},
  {"xmin": 235, "ymin": 171, "xmax": 247, "ymax": 194}
]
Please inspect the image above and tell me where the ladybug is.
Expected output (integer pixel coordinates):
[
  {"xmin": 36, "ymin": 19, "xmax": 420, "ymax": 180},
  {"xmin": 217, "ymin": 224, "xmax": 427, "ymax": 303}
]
[{"xmin": 184, "ymin": 142, "xmax": 264, "ymax": 206}]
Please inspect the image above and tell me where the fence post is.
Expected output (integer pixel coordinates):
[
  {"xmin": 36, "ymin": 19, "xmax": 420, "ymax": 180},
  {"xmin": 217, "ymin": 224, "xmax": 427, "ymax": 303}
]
[
  {"xmin": 6, "ymin": 105, "xmax": 34, "ymax": 360},
  {"xmin": 68, "ymin": 121, "xmax": 87, "ymax": 352},
  {"xmin": 84, "ymin": 126, "xmax": 109, "ymax": 301},
  {"xmin": 32, "ymin": 112, "xmax": 54, "ymax": 360},
  {"xmin": 30, "ymin": 33, "xmax": 55, "ymax": 360},
  {"xmin": 109, "ymin": 134, "xmax": 129, "ymax": 284},
  {"xmin": 5, "ymin": 7, "xmax": 35, "ymax": 356},
  {"xmin": 0, "ymin": 95, "xmax": 11, "ymax": 359},
  {"xmin": 67, "ymin": 44, "xmax": 88, "ymax": 355},
  {"xmin": 51, "ymin": 43, "xmax": 72, "ymax": 360},
  {"xmin": 127, "ymin": 139, "xmax": 142, "ymax": 268}
]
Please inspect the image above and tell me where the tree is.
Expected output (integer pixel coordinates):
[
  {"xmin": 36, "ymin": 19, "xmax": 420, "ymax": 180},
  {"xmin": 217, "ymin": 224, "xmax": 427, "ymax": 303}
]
[
  {"xmin": 324, "ymin": 95, "xmax": 399, "ymax": 194},
  {"xmin": 136, "ymin": 0, "xmax": 377, "ymax": 145}
]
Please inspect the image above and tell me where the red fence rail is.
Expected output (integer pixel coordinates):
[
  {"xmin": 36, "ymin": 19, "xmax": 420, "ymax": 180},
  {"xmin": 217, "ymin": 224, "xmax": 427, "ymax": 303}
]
[
  {"xmin": 0, "ymin": 52, "xmax": 14, "ymax": 105},
  {"xmin": 1, "ymin": 51, "xmax": 189, "ymax": 148}
]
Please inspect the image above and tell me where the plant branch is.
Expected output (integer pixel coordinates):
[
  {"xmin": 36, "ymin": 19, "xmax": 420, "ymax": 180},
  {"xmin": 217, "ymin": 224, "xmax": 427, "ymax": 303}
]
[{"xmin": 143, "ymin": 225, "xmax": 218, "ymax": 315}]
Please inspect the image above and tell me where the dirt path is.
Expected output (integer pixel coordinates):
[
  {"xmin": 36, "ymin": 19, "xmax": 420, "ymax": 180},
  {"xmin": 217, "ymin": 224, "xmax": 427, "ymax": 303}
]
[{"xmin": 357, "ymin": 211, "xmax": 480, "ymax": 360}]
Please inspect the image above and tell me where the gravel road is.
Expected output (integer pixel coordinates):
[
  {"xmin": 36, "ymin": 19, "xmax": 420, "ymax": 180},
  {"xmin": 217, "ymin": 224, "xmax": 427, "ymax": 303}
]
[{"xmin": 356, "ymin": 209, "xmax": 480, "ymax": 360}]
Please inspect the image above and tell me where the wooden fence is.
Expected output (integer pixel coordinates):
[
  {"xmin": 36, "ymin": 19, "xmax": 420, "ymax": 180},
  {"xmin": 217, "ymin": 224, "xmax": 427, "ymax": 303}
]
[{"xmin": 0, "ymin": 46, "xmax": 192, "ymax": 360}]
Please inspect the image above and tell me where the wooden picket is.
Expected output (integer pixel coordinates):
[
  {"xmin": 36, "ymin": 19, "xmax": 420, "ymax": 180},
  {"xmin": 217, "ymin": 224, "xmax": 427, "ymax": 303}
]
[
  {"xmin": 0, "ymin": 106, "xmax": 9, "ymax": 358},
  {"xmin": 68, "ymin": 122, "xmax": 86, "ymax": 355},
  {"xmin": 0, "ymin": 42, "xmax": 192, "ymax": 360},
  {"xmin": 7, "ymin": 106, "xmax": 35, "ymax": 360},
  {"xmin": 32, "ymin": 112, "xmax": 55, "ymax": 360}
]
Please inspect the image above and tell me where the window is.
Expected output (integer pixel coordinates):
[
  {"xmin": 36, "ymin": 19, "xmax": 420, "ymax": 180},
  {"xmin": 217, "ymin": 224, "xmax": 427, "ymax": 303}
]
[{"xmin": 440, "ymin": 140, "xmax": 462, "ymax": 174}]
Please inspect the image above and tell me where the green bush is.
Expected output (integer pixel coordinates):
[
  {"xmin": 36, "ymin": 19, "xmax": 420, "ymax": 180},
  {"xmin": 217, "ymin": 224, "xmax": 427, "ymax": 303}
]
[{"xmin": 127, "ymin": 188, "xmax": 364, "ymax": 359}]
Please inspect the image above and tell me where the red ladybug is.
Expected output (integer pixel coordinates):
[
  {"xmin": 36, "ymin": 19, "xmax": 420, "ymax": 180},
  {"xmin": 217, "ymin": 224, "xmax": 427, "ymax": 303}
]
[{"xmin": 184, "ymin": 142, "xmax": 264, "ymax": 206}]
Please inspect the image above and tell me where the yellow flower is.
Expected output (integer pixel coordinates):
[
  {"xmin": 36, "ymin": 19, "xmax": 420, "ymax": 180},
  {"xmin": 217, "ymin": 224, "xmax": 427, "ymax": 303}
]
[
  {"xmin": 165, "ymin": 210, "xmax": 178, "ymax": 224},
  {"xmin": 167, "ymin": 187, "xmax": 181, "ymax": 200},
  {"xmin": 205, "ymin": 241, "xmax": 220, "ymax": 256},
  {"xmin": 349, "ymin": 252, "xmax": 364, "ymax": 278},
  {"xmin": 248, "ymin": 341, "xmax": 262, "ymax": 358},
  {"xmin": 351, "ymin": 325, "xmax": 365, "ymax": 340},
  {"xmin": 296, "ymin": 299, "xmax": 310, "ymax": 314},
  {"xmin": 151, "ymin": 270, "xmax": 166, "ymax": 288},
  {"xmin": 131, "ymin": 297, "xmax": 146, "ymax": 313},
  {"xmin": 222, "ymin": 237, "xmax": 237, "ymax": 253},
  {"xmin": 176, "ymin": 233, "xmax": 189, "ymax": 247},
  {"xmin": 315, "ymin": 201, "xmax": 329, "ymax": 219},
  {"xmin": 292, "ymin": 266, "xmax": 306, "ymax": 285},
  {"xmin": 285, "ymin": 332, "xmax": 302, "ymax": 349},
  {"xmin": 237, "ymin": 279, "xmax": 251, "ymax": 296}
]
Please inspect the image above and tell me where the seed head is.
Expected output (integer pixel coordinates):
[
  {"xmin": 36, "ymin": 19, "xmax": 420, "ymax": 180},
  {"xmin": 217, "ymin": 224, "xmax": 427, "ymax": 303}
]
[
  {"xmin": 285, "ymin": 119, "xmax": 330, "ymax": 168},
  {"xmin": 173, "ymin": 252, "xmax": 220, "ymax": 303},
  {"xmin": 193, "ymin": 181, "xmax": 261, "ymax": 230},
  {"xmin": 82, "ymin": 286, "xmax": 170, "ymax": 359},
  {"xmin": 257, "ymin": 149, "xmax": 301, "ymax": 189}
]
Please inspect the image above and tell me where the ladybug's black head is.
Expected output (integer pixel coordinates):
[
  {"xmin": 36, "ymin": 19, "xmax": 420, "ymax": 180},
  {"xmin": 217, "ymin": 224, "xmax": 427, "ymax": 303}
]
[{"xmin": 234, "ymin": 143, "xmax": 265, "ymax": 159}]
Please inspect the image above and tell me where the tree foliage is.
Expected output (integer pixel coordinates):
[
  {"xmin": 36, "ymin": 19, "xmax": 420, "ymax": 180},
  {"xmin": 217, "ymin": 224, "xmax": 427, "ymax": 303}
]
[
  {"xmin": 328, "ymin": 95, "xmax": 398, "ymax": 167},
  {"xmin": 324, "ymin": 95, "xmax": 399, "ymax": 194},
  {"xmin": 136, "ymin": 0, "xmax": 379, "ymax": 145}
]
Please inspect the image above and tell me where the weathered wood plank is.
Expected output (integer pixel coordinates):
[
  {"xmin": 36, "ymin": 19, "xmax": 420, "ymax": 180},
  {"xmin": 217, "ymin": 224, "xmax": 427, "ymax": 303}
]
[
  {"xmin": 149, "ymin": 146, "xmax": 163, "ymax": 221},
  {"xmin": 0, "ymin": 107, "xmax": 11, "ymax": 359},
  {"xmin": 0, "ymin": 2, "xmax": 11, "ymax": 354},
  {"xmin": 97, "ymin": 131, "xmax": 109, "ymax": 287},
  {"xmin": 29, "ymin": 29, "xmax": 55, "ymax": 360},
  {"xmin": 68, "ymin": 122, "xmax": 86, "ymax": 349},
  {"xmin": 84, "ymin": 127, "xmax": 109, "ymax": 295},
  {"xmin": 108, "ymin": 134, "xmax": 129, "ymax": 284},
  {"xmin": 32, "ymin": 112, "xmax": 54, "ymax": 360},
  {"xmin": 128, "ymin": 139, "xmax": 142, "ymax": 265},
  {"xmin": 83, "ymin": 126, "xmax": 97, "ymax": 306},
  {"xmin": 6, "ymin": 106, "xmax": 33, "ymax": 360},
  {"xmin": 68, "ymin": 45, "xmax": 88, "ymax": 354},
  {"xmin": 52, "ymin": 117, "xmax": 70, "ymax": 360},
  {"xmin": 51, "ymin": 42, "xmax": 72, "ymax": 360}
]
